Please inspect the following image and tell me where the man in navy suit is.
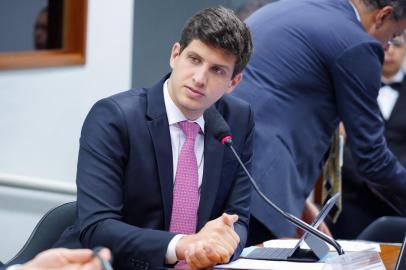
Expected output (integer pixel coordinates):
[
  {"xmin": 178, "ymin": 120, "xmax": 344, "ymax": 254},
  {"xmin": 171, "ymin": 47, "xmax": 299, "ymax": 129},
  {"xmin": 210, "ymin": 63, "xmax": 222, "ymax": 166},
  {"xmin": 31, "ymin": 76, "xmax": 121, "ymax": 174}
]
[
  {"xmin": 55, "ymin": 7, "xmax": 253, "ymax": 270},
  {"xmin": 332, "ymin": 34, "xmax": 406, "ymax": 238},
  {"xmin": 233, "ymin": 0, "xmax": 406, "ymax": 245}
]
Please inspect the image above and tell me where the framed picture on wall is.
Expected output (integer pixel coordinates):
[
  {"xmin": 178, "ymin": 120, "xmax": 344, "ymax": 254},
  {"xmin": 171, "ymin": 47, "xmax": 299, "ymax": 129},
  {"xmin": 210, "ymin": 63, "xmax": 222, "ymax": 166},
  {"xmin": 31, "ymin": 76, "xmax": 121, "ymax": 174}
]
[{"xmin": 0, "ymin": 0, "xmax": 87, "ymax": 70}]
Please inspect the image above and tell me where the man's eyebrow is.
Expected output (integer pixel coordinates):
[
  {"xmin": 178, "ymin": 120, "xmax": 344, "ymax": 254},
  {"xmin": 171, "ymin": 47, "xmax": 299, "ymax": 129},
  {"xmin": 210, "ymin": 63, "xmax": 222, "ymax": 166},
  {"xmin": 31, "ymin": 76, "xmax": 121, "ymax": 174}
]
[
  {"xmin": 186, "ymin": 51, "xmax": 232, "ymax": 72},
  {"xmin": 186, "ymin": 51, "xmax": 201, "ymax": 57}
]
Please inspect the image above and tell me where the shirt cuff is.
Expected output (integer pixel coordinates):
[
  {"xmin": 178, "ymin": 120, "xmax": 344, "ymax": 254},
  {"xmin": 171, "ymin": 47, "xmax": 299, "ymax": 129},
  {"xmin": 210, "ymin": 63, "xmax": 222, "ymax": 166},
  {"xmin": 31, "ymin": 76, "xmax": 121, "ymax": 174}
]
[
  {"xmin": 6, "ymin": 265, "xmax": 21, "ymax": 270},
  {"xmin": 166, "ymin": 234, "xmax": 185, "ymax": 264}
]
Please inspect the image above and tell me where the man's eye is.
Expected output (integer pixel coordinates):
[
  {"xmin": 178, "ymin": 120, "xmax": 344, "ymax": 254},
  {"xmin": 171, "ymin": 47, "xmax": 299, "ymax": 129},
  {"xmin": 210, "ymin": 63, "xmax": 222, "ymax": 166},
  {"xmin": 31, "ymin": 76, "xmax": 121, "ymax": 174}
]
[
  {"xmin": 189, "ymin": 56, "xmax": 200, "ymax": 63},
  {"xmin": 213, "ymin": 66, "xmax": 225, "ymax": 75}
]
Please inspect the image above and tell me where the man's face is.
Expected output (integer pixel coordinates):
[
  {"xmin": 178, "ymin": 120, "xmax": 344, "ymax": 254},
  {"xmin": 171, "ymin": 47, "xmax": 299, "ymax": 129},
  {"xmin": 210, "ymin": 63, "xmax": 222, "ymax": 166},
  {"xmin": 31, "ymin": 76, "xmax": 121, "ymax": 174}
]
[
  {"xmin": 34, "ymin": 10, "xmax": 48, "ymax": 50},
  {"xmin": 375, "ymin": 19, "xmax": 406, "ymax": 50},
  {"xmin": 167, "ymin": 39, "xmax": 242, "ymax": 120},
  {"xmin": 383, "ymin": 36, "xmax": 406, "ymax": 78},
  {"xmin": 368, "ymin": 8, "xmax": 406, "ymax": 50}
]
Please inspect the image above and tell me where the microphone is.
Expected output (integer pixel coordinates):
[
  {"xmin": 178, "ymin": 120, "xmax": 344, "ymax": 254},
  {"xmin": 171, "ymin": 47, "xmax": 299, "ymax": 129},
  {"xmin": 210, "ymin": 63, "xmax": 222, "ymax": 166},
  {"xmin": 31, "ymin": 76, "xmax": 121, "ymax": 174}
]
[{"xmin": 204, "ymin": 106, "xmax": 344, "ymax": 257}]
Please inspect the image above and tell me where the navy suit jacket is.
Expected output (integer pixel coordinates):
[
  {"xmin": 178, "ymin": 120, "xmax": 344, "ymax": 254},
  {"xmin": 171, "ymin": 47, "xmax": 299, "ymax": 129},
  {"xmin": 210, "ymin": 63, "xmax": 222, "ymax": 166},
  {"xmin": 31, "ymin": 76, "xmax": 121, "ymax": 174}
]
[
  {"xmin": 332, "ymin": 75, "xmax": 406, "ymax": 238},
  {"xmin": 233, "ymin": 0, "xmax": 406, "ymax": 237},
  {"xmin": 344, "ymin": 76, "xmax": 406, "ymax": 189},
  {"xmin": 55, "ymin": 75, "xmax": 253, "ymax": 270}
]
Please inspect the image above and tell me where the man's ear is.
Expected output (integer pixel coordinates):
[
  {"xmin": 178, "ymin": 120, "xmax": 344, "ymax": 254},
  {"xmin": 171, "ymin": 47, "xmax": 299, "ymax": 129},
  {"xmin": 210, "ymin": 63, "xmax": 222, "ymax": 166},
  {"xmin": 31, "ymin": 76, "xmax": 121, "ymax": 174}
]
[
  {"xmin": 169, "ymin": 43, "xmax": 181, "ymax": 69},
  {"xmin": 374, "ymin": 6, "xmax": 394, "ymax": 29},
  {"xmin": 226, "ymin": 73, "xmax": 243, "ymax": 94}
]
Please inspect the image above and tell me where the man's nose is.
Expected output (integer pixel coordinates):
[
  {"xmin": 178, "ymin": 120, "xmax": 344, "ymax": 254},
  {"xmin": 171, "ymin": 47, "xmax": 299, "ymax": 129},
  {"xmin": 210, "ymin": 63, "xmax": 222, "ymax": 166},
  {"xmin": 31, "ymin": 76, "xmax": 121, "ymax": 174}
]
[{"xmin": 192, "ymin": 67, "xmax": 208, "ymax": 86}]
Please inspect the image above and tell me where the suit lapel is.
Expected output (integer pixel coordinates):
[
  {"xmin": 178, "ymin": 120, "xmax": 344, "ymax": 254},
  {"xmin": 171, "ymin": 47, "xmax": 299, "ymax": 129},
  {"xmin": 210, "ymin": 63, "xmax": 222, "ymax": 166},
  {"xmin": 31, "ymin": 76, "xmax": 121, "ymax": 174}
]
[
  {"xmin": 146, "ymin": 75, "xmax": 173, "ymax": 230},
  {"xmin": 197, "ymin": 121, "xmax": 225, "ymax": 230}
]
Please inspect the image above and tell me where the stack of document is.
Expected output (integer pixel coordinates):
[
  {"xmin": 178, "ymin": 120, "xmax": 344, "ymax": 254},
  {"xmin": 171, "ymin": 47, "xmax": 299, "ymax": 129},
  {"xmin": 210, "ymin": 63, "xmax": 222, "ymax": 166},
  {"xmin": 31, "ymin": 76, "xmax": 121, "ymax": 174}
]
[
  {"xmin": 215, "ymin": 258, "xmax": 325, "ymax": 270},
  {"xmin": 262, "ymin": 239, "xmax": 381, "ymax": 252}
]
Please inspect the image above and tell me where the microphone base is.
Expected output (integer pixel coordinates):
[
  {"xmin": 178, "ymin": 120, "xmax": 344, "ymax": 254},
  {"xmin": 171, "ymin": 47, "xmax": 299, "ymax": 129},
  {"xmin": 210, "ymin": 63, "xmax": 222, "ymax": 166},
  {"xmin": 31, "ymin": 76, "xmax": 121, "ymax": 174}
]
[
  {"xmin": 244, "ymin": 247, "xmax": 321, "ymax": 262},
  {"xmin": 288, "ymin": 248, "xmax": 319, "ymax": 262}
]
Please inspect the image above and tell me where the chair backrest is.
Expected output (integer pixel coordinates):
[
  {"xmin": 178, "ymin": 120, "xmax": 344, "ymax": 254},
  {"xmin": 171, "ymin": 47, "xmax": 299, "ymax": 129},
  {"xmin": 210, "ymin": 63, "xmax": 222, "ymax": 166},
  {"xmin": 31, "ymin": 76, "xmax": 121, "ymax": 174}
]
[
  {"xmin": 357, "ymin": 216, "xmax": 406, "ymax": 243},
  {"xmin": 6, "ymin": 201, "xmax": 76, "ymax": 265}
]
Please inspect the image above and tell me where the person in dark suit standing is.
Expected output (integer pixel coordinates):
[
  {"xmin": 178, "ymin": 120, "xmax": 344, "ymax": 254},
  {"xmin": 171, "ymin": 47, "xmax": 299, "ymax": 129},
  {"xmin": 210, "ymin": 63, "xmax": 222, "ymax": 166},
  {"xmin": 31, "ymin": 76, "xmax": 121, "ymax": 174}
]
[
  {"xmin": 232, "ymin": 0, "xmax": 406, "ymax": 246},
  {"xmin": 55, "ymin": 7, "xmax": 253, "ymax": 270},
  {"xmin": 331, "ymin": 34, "xmax": 406, "ymax": 239}
]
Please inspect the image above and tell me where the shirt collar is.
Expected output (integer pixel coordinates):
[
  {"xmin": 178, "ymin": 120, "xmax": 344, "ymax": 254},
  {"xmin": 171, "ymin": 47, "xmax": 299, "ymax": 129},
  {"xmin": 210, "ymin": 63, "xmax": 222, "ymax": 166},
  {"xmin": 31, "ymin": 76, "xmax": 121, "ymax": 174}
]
[
  {"xmin": 348, "ymin": 0, "xmax": 361, "ymax": 22},
  {"xmin": 163, "ymin": 79, "xmax": 205, "ymax": 132}
]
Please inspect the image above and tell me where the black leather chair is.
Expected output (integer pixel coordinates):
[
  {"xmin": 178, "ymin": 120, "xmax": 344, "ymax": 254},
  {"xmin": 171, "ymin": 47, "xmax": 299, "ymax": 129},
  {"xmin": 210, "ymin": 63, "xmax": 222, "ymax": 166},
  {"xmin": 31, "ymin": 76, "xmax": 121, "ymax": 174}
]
[
  {"xmin": 6, "ymin": 201, "xmax": 76, "ymax": 266},
  {"xmin": 357, "ymin": 216, "xmax": 406, "ymax": 243}
]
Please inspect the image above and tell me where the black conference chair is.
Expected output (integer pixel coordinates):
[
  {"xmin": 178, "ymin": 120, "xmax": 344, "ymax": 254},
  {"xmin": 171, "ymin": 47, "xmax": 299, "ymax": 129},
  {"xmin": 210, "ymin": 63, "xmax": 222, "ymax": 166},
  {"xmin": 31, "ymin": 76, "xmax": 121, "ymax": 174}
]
[
  {"xmin": 357, "ymin": 216, "xmax": 406, "ymax": 243},
  {"xmin": 6, "ymin": 201, "xmax": 77, "ymax": 266}
]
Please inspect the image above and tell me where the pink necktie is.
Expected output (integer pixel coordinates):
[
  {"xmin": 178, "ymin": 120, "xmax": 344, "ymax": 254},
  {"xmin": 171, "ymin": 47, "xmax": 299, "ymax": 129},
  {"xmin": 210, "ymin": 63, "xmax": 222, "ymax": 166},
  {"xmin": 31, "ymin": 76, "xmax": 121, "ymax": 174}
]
[{"xmin": 169, "ymin": 121, "xmax": 200, "ymax": 235}]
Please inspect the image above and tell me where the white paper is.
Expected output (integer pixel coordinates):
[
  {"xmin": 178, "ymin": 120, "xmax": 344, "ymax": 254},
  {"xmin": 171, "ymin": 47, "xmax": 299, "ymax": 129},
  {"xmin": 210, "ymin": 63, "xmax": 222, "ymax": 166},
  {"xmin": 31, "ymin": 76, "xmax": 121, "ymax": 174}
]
[
  {"xmin": 322, "ymin": 250, "xmax": 385, "ymax": 270},
  {"xmin": 262, "ymin": 239, "xmax": 381, "ymax": 252},
  {"xmin": 215, "ymin": 258, "xmax": 325, "ymax": 270}
]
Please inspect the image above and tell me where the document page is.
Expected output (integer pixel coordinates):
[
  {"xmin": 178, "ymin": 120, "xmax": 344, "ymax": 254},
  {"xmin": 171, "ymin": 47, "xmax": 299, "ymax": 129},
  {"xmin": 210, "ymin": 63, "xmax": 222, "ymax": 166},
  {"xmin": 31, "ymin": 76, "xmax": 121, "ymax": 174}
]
[
  {"xmin": 215, "ymin": 258, "xmax": 325, "ymax": 270},
  {"xmin": 263, "ymin": 239, "xmax": 381, "ymax": 252}
]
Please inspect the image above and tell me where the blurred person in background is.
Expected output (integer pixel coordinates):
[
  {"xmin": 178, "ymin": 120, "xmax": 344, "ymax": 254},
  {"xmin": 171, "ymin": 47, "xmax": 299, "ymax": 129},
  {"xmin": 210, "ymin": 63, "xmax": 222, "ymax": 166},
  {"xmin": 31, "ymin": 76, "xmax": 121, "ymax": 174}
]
[{"xmin": 33, "ymin": 7, "xmax": 48, "ymax": 50}]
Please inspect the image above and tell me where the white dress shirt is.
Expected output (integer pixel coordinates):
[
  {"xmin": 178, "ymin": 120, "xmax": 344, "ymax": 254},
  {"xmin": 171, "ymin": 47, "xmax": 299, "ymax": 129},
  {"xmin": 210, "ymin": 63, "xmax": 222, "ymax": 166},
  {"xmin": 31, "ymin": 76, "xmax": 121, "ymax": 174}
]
[
  {"xmin": 163, "ymin": 80, "xmax": 205, "ymax": 264},
  {"xmin": 6, "ymin": 265, "xmax": 20, "ymax": 270},
  {"xmin": 379, "ymin": 71, "xmax": 403, "ymax": 120}
]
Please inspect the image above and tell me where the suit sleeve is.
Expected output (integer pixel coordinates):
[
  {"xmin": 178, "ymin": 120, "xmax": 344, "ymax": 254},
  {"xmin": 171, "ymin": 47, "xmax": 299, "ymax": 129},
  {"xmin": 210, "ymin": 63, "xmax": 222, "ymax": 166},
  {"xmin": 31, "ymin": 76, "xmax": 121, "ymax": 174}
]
[
  {"xmin": 332, "ymin": 42, "xmax": 406, "ymax": 214},
  {"xmin": 76, "ymin": 98, "xmax": 176, "ymax": 270}
]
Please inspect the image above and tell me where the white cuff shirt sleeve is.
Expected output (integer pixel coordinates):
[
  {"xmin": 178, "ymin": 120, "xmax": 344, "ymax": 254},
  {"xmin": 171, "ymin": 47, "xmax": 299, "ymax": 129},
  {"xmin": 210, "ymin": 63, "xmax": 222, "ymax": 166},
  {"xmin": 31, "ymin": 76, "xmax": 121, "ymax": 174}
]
[
  {"xmin": 6, "ymin": 265, "xmax": 21, "ymax": 270},
  {"xmin": 165, "ymin": 234, "xmax": 185, "ymax": 264}
]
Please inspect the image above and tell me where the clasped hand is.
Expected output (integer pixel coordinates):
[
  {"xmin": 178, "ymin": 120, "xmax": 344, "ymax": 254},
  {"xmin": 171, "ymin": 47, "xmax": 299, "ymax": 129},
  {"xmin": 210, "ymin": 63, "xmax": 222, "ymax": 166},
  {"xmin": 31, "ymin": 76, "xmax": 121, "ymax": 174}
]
[{"xmin": 176, "ymin": 213, "xmax": 240, "ymax": 269}]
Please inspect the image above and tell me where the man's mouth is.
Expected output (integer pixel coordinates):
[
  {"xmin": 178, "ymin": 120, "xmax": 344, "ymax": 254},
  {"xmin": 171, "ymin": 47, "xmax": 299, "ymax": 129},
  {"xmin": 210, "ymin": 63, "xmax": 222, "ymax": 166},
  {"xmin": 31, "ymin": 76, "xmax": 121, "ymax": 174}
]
[{"xmin": 185, "ymin": 86, "xmax": 205, "ymax": 97}]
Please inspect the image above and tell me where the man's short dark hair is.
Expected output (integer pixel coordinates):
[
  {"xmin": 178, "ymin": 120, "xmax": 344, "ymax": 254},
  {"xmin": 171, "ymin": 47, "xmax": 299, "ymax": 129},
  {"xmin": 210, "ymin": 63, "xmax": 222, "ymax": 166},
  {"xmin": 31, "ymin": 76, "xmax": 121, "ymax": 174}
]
[
  {"xmin": 179, "ymin": 6, "xmax": 253, "ymax": 78},
  {"xmin": 361, "ymin": 0, "xmax": 406, "ymax": 19}
]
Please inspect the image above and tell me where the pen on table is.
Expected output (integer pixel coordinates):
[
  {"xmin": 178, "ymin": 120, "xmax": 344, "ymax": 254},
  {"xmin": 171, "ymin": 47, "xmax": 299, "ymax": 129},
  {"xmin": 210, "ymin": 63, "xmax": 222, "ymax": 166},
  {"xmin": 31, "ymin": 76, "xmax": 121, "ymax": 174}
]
[{"xmin": 92, "ymin": 247, "xmax": 113, "ymax": 270}]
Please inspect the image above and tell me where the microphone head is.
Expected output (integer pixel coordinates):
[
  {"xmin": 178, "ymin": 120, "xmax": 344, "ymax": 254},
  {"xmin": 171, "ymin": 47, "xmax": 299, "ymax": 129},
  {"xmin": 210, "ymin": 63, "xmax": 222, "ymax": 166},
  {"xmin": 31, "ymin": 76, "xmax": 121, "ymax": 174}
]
[{"xmin": 204, "ymin": 106, "xmax": 233, "ymax": 145}]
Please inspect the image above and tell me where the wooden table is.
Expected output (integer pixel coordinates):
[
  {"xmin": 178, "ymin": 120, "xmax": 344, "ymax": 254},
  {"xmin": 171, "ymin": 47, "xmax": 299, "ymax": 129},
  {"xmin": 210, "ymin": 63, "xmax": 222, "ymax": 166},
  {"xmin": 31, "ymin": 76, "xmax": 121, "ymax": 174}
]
[{"xmin": 380, "ymin": 244, "xmax": 400, "ymax": 270}]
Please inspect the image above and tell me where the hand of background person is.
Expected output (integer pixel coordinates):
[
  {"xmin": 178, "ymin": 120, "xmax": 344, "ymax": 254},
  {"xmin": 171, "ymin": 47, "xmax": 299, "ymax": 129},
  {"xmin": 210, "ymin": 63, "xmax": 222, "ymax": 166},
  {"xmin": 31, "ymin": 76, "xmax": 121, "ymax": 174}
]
[
  {"xmin": 18, "ymin": 248, "xmax": 111, "ymax": 270},
  {"xmin": 176, "ymin": 213, "xmax": 239, "ymax": 269},
  {"xmin": 338, "ymin": 122, "xmax": 346, "ymax": 142},
  {"xmin": 297, "ymin": 200, "xmax": 332, "ymax": 238}
]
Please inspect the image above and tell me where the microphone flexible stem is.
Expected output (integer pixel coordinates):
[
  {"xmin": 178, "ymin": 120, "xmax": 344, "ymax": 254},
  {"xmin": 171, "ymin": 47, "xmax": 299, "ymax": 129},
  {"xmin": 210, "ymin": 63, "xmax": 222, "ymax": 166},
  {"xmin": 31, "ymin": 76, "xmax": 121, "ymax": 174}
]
[{"xmin": 227, "ymin": 143, "xmax": 344, "ymax": 255}]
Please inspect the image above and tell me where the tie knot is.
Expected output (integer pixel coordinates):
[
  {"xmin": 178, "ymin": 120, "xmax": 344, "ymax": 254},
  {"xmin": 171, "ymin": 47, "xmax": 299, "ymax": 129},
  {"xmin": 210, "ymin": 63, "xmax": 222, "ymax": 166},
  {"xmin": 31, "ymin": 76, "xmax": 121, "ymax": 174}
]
[{"xmin": 178, "ymin": 121, "xmax": 200, "ymax": 139}]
